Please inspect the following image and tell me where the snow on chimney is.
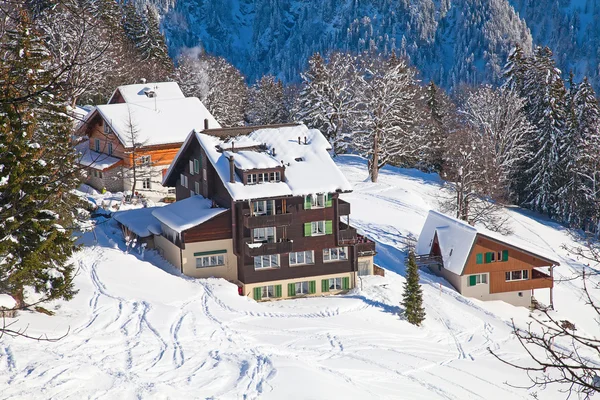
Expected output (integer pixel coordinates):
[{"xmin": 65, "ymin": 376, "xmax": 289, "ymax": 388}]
[
  {"xmin": 229, "ymin": 155, "xmax": 235, "ymax": 183},
  {"xmin": 140, "ymin": 78, "xmax": 147, "ymax": 84}
]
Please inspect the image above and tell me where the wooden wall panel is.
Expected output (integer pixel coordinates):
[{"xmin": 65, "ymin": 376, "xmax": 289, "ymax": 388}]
[{"xmin": 183, "ymin": 210, "xmax": 232, "ymax": 243}]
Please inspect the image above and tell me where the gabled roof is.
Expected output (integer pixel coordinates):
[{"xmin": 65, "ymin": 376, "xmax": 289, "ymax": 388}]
[
  {"xmin": 163, "ymin": 123, "xmax": 353, "ymax": 201},
  {"xmin": 94, "ymin": 97, "xmax": 220, "ymax": 147},
  {"xmin": 108, "ymin": 82, "xmax": 185, "ymax": 104},
  {"xmin": 416, "ymin": 210, "xmax": 559, "ymax": 275},
  {"xmin": 152, "ymin": 195, "xmax": 227, "ymax": 233}
]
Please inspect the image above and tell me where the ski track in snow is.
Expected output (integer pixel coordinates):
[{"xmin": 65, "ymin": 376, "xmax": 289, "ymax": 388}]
[{"xmin": 0, "ymin": 155, "xmax": 588, "ymax": 399}]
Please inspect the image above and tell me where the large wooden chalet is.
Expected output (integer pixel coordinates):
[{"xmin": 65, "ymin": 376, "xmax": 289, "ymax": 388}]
[
  {"xmin": 416, "ymin": 210, "xmax": 559, "ymax": 308},
  {"xmin": 153, "ymin": 123, "xmax": 377, "ymax": 300},
  {"xmin": 76, "ymin": 82, "xmax": 219, "ymax": 199}
]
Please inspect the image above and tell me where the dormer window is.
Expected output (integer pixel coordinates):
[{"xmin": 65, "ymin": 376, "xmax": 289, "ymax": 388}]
[
  {"xmin": 246, "ymin": 171, "xmax": 281, "ymax": 185},
  {"xmin": 103, "ymin": 121, "xmax": 112, "ymax": 134},
  {"xmin": 144, "ymin": 90, "xmax": 156, "ymax": 98}
]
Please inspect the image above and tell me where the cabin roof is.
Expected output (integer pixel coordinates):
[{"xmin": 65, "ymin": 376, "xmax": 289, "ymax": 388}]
[
  {"xmin": 75, "ymin": 142, "xmax": 122, "ymax": 171},
  {"xmin": 163, "ymin": 123, "xmax": 353, "ymax": 201},
  {"xmin": 109, "ymin": 82, "xmax": 185, "ymax": 104},
  {"xmin": 416, "ymin": 210, "xmax": 560, "ymax": 275},
  {"xmin": 151, "ymin": 195, "xmax": 227, "ymax": 233}
]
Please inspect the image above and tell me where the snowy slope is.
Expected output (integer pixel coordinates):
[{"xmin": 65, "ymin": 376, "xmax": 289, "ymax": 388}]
[{"xmin": 0, "ymin": 156, "xmax": 598, "ymax": 399}]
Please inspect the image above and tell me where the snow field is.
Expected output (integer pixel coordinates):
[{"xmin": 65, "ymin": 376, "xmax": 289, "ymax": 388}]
[{"xmin": 0, "ymin": 155, "xmax": 598, "ymax": 399}]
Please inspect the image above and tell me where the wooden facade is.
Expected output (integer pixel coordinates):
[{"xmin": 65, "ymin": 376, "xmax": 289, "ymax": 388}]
[{"xmin": 183, "ymin": 211, "xmax": 232, "ymax": 244}]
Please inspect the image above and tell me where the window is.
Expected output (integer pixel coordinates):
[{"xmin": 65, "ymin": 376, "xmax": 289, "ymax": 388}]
[
  {"xmin": 196, "ymin": 254, "xmax": 225, "ymax": 268},
  {"xmin": 468, "ymin": 274, "xmax": 488, "ymax": 286},
  {"xmin": 247, "ymin": 172, "xmax": 281, "ymax": 185},
  {"xmin": 289, "ymin": 250, "xmax": 314, "ymax": 266},
  {"xmin": 103, "ymin": 122, "xmax": 111, "ymax": 134},
  {"xmin": 98, "ymin": 171, "xmax": 103, "ymax": 179},
  {"xmin": 142, "ymin": 178, "xmax": 151, "ymax": 189},
  {"xmin": 195, "ymin": 181, "xmax": 200, "ymax": 195},
  {"xmin": 248, "ymin": 174, "xmax": 257, "ymax": 184},
  {"xmin": 323, "ymin": 247, "xmax": 348, "ymax": 262},
  {"xmin": 311, "ymin": 221, "xmax": 326, "ymax": 236},
  {"xmin": 258, "ymin": 173, "xmax": 265, "ymax": 183},
  {"xmin": 194, "ymin": 159, "xmax": 200, "ymax": 174},
  {"xmin": 329, "ymin": 277, "xmax": 342, "ymax": 290},
  {"xmin": 505, "ymin": 270, "xmax": 529, "ymax": 281},
  {"xmin": 167, "ymin": 188, "xmax": 175, "ymax": 195},
  {"xmin": 254, "ymin": 254, "xmax": 280, "ymax": 270},
  {"xmin": 92, "ymin": 170, "xmax": 97, "ymax": 178},
  {"xmin": 180, "ymin": 174, "xmax": 188, "ymax": 188},
  {"xmin": 107, "ymin": 143, "xmax": 113, "ymax": 155},
  {"xmin": 189, "ymin": 160, "xmax": 195, "ymax": 175},
  {"xmin": 140, "ymin": 155, "xmax": 151, "ymax": 166},
  {"xmin": 94, "ymin": 138, "xmax": 100, "ymax": 152},
  {"xmin": 253, "ymin": 227, "xmax": 275, "ymax": 243},
  {"xmin": 253, "ymin": 200, "xmax": 274, "ymax": 216},
  {"xmin": 295, "ymin": 281, "xmax": 310, "ymax": 295},
  {"xmin": 311, "ymin": 194, "xmax": 326, "ymax": 208},
  {"xmin": 202, "ymin": 169, "xmax": 207, "ymax": 181},
  {"xmin": 482, "ymin": 250, "xmax": 509, "ymax": 263},
  {"xmin": 253, "ymin": 285, "xmax": 282, "ymax": 300}
]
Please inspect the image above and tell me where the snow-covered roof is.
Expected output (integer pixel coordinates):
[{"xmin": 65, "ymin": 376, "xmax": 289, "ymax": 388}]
[
  {"xmin": 75, "ymin": 142, "xmax": 122, "ymax": 171},
  {"xmin": 164, "ymin": 124, "xmax": 353, "ymax": 201},
  {"xmin": 416, "ymin": 210, "xmax": 559, "ymax": 275},
  {"xmin": 110, "ymin": 82, "xmax": 185, "ymax": 104},
  {"xmin": 95, "ymin": 97, "xmax": 220, "ymax": 147},
  {"xmin": 0, "ymin": 294, "xmax": 16, "ymax": 309},
  {"xmin": 151, "ymin": 195, "xmax": 227, "ymax": 233},
  {"xmin": 113, "ymin": 207, "xmax": 163, "ymax": 238}
]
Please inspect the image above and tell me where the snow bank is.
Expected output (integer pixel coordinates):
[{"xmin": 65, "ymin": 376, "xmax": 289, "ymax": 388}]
[
  {"xmin": 0, "ymin": 293, "xmax": 16, "ymax": 309},
  {"xmin": 113, "ymin": 207, "xmax": 163, "ymax": 238},
  {"xmin": 75, "ymin": 142, "xmax": 122, "ymax": 171},
  {"xmin": 151, "ymin": 195, "xmax": 227, "ymax": 233}
]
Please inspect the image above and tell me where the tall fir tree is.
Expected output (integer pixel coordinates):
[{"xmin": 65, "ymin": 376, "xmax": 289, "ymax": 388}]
[
  {"xmin": 0, "ymin": 11, "xmax": 79, "ymax": 306},
  {"xmin": 401, "ymin": 250, "xmax": 426, "ymax": 326},
  {"xmin": 246, "ymin": 75, "xmax": 288, "ymax": 125}
]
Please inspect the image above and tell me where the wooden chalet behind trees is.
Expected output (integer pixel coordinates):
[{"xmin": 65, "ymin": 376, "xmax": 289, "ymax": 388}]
[
  {"xmin": 158, "ymin": 123, "xmax": 377, "ymax": 300},
  {"xmin": 416, "ymin": 210, "xmax": 559, "ymax": 308}
]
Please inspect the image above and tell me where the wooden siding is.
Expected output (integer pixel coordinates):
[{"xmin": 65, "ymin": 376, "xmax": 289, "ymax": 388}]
[
  {"xmin": 108, "ymin": 89, "xmax": 125, "ymax": 104},
  {"xmin": 463, "ymin": 235, "xmax": 554, "ymax": 294},
  {"xmin": 183, "ymin": 210, "xmax": 232, "ymax": 244}
]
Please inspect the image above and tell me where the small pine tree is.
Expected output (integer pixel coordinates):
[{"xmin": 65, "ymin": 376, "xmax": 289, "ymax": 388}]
[{"xmin": 401, "ymin": 250, "xmax": 426, "ymax": 326}]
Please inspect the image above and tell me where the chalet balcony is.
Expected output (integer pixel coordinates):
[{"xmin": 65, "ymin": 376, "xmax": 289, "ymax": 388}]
[
  {"xmin": 356, "ymin": 234, "xmax": 376, "ymax": 257},
  {"xmin": 245, "ymin": 239, "xmax": 294, "ymax": 257},
  {"xmin": 338, "ymin": 199, "xmax": 351, "ymax": 216},
  {"xmin": 244, "ymin": 212, "xmax": 293, "ymax": 229},
  {"xmin": 338, "ymin": 221, "xmax": 358, "ymax": 245},
  {"xmin": 415, "ymin": 254, "xmax": 443, "ymax": 269}
]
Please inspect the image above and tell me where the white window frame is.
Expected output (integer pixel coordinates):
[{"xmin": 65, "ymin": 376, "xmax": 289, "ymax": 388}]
[
  {"xmin": 253, "ymin": 227, "xmax": 275, "ymax": 243},
  {"xmin": 470, "ymin": 273, "xmax": 488, "ymax": 286},
  {"xmin": 189, "ymin": 160, "xmax": 195, "ymax": 175},
  {"xmin": 295, "ymin": 281, "xmax": 310, "ymax": 295},
  {"xmin": 311, "ymin": 220, "xmax": 326, "ymax": 236},
  {"xmin": 98, "ymin": 171, "xmax": 103, "ymax": 179},
  {"xmin": 261, "ymin": 285, "xmax": 275, "ymax": 298},
  {"xmin": 505, "ymin": 270, "xmax": 529, "ymax": 282},
  {"xmin": 94, "ymin": 138, "xmax": 100, "ymax": 152},
  {"xmin": 195, "ymin": 181, "xmax": 200, "ymax": 195},
  {"xmin": 254, "ymin": 254, "xmax": 280, "ymax": 270},
  {"xmin": 323, "ymin": 247, "xmax": 348, "ymax": 262},
  {"xmin": 329, "ymin": 277, "xmax": 343, "ymax": 290},
  {"xmin": 310, "ymin": 194, "xmax": 326, "ymax": 208},
  {"xmin": 142, "ymin": 178, "xmax": 151, "ymax": 189},
  {"xmin": 289, "ymin": 250, "xmax": 314, "ymax": 266},
  {"xmin": 202, "ymin": 169, "xmax": 207, "ymax": 181},
  {"xmin": 253, "ymin": 200, "xmax": 274, "ymax": 216},
  {"xmin": 103, "ymin": 122, "xmax": 111, "ymax": 134},
  {"xmin": 140, "ymin": 155, "xmax": 151, "ymax": 166},
  {"xmin": 167, "ymin": 188, "xmax": 176, "ymax": 195},
  {"xmin": 180, "ymin": 174, "xmax": 188, "ymax": 188},
  {"xmin": 248, "ymin": 173, "xmax": 257, "ymax": 185},
  {"xmin": 195, "ymin": 254, "xmax": 225, "ymax": 268}
]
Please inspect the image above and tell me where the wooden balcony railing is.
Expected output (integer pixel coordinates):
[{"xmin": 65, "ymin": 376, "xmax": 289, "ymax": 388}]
[
  {"xmin": 244, "ymin": 213, "xmax": 293, "ymax": 229},
  {"xmin": 244, "ymin": 239, "xmax": 294, "ymax": 257},
  {"xmin": 355, "ymin": 235, "xmax": 376, "ymax": 256},
  {"xmin": 338, "ymin": 199, "xmax": 351, "ymax": 216}
]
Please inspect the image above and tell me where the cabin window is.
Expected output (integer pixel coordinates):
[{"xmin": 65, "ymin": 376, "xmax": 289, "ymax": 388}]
[
  {"xmin": 196, "ymin": 254, "xmax": 225, "ymax": 268},
  {"xmin": 195, "ymin": 181, "xmax": 200, "ymax": 195},
  {"xmin": 294, "ymin": 281, "xmax": 312, "ymax": 295},
  {"xmin": 94, "ymin": 138, "xmax": 100, "ymax": 152},
  {"xmin": 180, "ymin": 174, "xmax": 188, "ymax": 188},
  {"xmin": 323, "ymin": 247, "xmax": 348, "ymax": 262},
  {"xmin": 329, "ymin": 277, "xmax": 343, "ymax": 290},
  {"xmin": 247, "ymin": 171, "xmax": 281, "ymax": 185},
  {"xmin": 483, "ymin": 250, "xmax": 509, "ymax": 263},
  {"xmin": 252, "ymin": 285, "xmax": 282, "ymax": 300},
  {"xmin": 304, "ymin": 194, "xmax": 332, "ymax": 209},
  {"xmin": 140, "ymin": 155, "xmax": 151, "ymax": 166},
  {"xmin": 311, "ymin": 220, "xmax": 326, "ymax": 236},
  {"xmin": 253, "ymin": 227, "xmax": 275, "ymax": 243},
  {"xmin": 248, "ymin": 174, "xmax": 257, "ymax": 184},
  {"xmin": 189, "ymin": 160, "xmax": 195, "ymax": 175},
  {"xmin": 505, "ymin": 270, "xmax": 529, "ymax": 281},
  {"xmin": 168, "ymin": 188, "xmax": 175, "ymax": 195},
  {"xmin": 107, "ymin": 143, "xmax": 113, "ymax": 155},
  {"xmin": 289, "ymin": 250, "xmax": 314, "ymax": 266},
  {"xmin": 468, "ymin": 274, "xmax": 487, "ymax": 286},
  {"xmin": 103, "ymin": 122, "xmax": 112, "ymax": 134},
  {"xmin": 254, "ymin": 254, "xmax": 280, "ymax": 270},
  {"xmin": 98, "ymin": 171, "xmax": 103, "ymax": 179},
  {"xmin": 253, "ymin": 200, "xmax": 274, "ymax": 216},
  {"xmin": 194, "ymin": 159, "xmax": 200, "ymax": 174},
  {"xmin": 203, "ymin": 169, "xmax": 207, "ymax": 181}
]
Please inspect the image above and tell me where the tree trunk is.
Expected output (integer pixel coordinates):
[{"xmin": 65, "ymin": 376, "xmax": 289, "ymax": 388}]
[
  {"xmin": 371, "ymin": 131, "xmax": 379, "ymax": 183},
  {"xmin": 11, "ymin": 286, "xmax": 25, "ymax": 309}
]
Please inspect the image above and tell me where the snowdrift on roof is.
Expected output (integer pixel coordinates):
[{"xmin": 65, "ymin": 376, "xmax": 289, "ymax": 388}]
[
  {"xmin": 113, "ymin": 207, "xmax": 163, "ymax": 238},
  {"xmin": 151, "ymin": 195, "xmax": 227, "ymax": 233},
  {"xmin": 111, "ymin": 82, "xmax": 185, "ymax": 104},
  {"xmin": 75, "ymin": 142, "xmax": 121, "ymax": 171}
]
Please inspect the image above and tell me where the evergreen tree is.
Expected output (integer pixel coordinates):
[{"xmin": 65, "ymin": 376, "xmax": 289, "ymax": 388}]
[
  {"xmin": 0, "ymin": 12, "xmax": 79, "ymax": 307},
  {"xmin": 141, "ymin": 5, "xmax": 173, "ymax": 72},
  {"xmin": 246, "ymin": 75, "xmax": 287, "ymax": 125},
  {"xmin": 422, "ymin": 81, "xmax": 454, "ymax": 172},
  {"xmin": 401, "ymin": 250, "xmax": 426, "ymax": 326}
]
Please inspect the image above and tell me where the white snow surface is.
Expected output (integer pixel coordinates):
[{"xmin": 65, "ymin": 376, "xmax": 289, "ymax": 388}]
[
  {"xmin": 96, "ymin": 97, "xmax": 220, "ymax": 147},
  {"xmin": 109, "ymin": 82, "xmax": 185, "ymax": 104},
  {"xmin": 0, "ymin": 294, "xmax": 16, "ymax": 309},
  {"xmin": 113, "ymin": 207, "xmax": 163, "ymax": 238},
  {"xmin": 224, "ymin": 150, "xmax": 281, "ymax": 170},
  {"xmin": 2, "ymin": 155, "xmax": 598, "ymax": 400},
  {"xmin": 416, "ymin": 210, "xmax": 560, "ymax": 275},
  {"xmin": 151, "ymin": 195, "xmax": 227, "ymax": 233},
  {"xmin": 75, "ymin": 142, "xmax": 121, "ymax": 171},
  {"xmin": 167, "ymin": 124, "xmax": 353, "ymax": 201}
]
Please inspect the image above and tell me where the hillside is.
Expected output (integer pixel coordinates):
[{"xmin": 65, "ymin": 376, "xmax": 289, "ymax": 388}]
[{"xmin": 0, "ymin": 156, "xmax": 597, "ymax": 399}]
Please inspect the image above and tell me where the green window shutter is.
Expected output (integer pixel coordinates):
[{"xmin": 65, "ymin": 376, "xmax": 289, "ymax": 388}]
[
  {"xmin": 342, "ymin": 277, "xmax": 350, "ymax": 290},
  {"xmin": 321, "ymin": 279, "xmax": 329, "ymax": 292},
  {"xmin": 325, "ymin": 220, "xmax": 333, "ymax": 235},
  {"xmin": 275, "ymin": 285, "xmax": 282, "ymax": 298},
  {"xmin": 304, "ymin": 195, "xmax": 312, "ymax": 209},
  {"xmin": 304, "ymin": 222, "xmax": 312, "ymax": 237},
  {"xmin": 253, "ymin": 287, "xmax": 262, "ymax": 300},
  {"xmin": 484, "ymin": 252, "xmax": 492, "ymax": 263},
  {"xmin": 326, "ymin": 193, "xmax": 333, "ymax": 207},
  {"xmin": 469, "ymin": 275, "xmax": 477, "ymax": 287},
  {"xmin": 502, "ymin": 250, "xmax": 509, "ymax": 262},
  {"xmin": 288, "ymin": 283, "xmax": 296, "ymax": 297},
  {"xmin": 309, "ymin": 280, "xmax": 316, "ymax": 294},
  {"xmin": 476, "ymin": 253, "xmax": 483, "ymax": 264}
]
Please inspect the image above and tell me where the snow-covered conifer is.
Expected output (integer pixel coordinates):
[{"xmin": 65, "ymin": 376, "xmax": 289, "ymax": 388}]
[
  {"xmin": 401, "ymin": 250, "xmax": 425, "ymax": 326},
  {"xmin": 246, "ymin": 75, "xmax": 287, "ymax": 125}
]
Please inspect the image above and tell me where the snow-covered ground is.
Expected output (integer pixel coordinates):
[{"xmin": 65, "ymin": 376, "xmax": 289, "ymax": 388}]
[{"xmin": 1, "ymin": 156, "xmax": 597, "ymax": 399}]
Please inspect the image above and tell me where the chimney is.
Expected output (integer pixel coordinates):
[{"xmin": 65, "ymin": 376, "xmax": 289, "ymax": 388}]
[
  {"xmin": 140, "ymin": 78, "xmax": 147, "ymax": 84},
  {"xmin": 298, "ymin": 137, "xmax": 301, "ymax": 144},
  {"xmin": 304, "ymin": 136, "xmax": 307, "ymax": 144},
  {"xmin": 231, "ymin": 141, "xmax": 235, "ymax": 152},
  {"xmin": 272, "ymin": 147, "xmax": 276, "ymax": 157},
  {"xmin": 229, "ymin": 156, "xmax": 235, "ymax": 183},
  {"xmin": 204, "ymin": 118, "xmax": 209, "ymax": 130}
]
